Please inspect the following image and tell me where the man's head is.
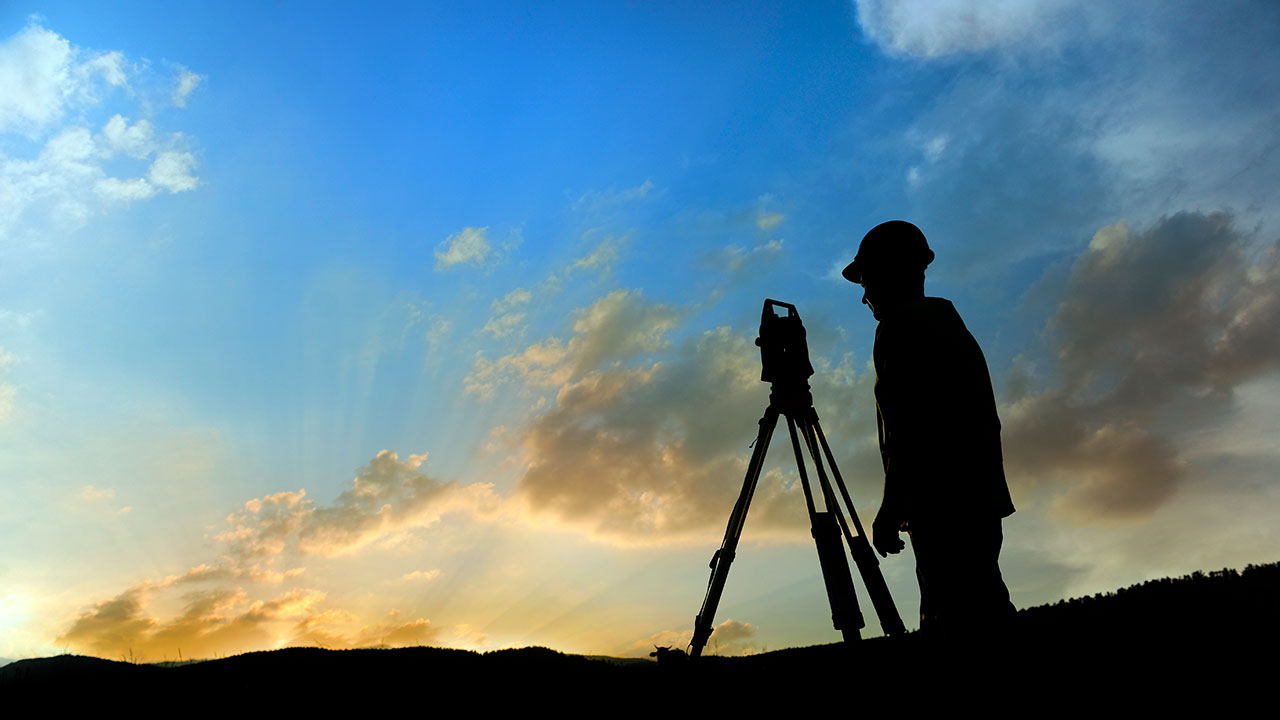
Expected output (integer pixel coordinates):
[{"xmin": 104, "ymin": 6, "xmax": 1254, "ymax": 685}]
[{"xmin": 843, "ymin": 220, "xmax": 934, "ymax": 319}]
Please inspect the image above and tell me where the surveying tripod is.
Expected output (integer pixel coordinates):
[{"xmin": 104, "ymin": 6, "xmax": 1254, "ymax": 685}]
[{"xmin": 689, "ymin": 299, "xmax": 906, "ymax": 657}]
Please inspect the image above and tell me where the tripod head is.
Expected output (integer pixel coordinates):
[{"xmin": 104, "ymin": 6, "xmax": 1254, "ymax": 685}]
[{"xmin": 756, "ymin": 299, "xmax": 815, "ymax": 409}]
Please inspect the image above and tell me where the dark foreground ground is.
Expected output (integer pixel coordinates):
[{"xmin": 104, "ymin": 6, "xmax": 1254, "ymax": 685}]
[{"xmin": 6, "ymin": 562, "xmax": 1277, "ymax": 709}]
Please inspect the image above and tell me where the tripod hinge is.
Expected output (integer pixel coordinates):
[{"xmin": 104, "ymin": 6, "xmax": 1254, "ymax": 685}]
[{"xmin": 709, "ymin": 548, "xmax": 735, "ymax": 569}]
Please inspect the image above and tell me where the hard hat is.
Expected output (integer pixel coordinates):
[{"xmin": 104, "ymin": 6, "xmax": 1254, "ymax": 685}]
[{"xmin": 842, "ymin": 220, "xmax": 935, "ymax": 284}]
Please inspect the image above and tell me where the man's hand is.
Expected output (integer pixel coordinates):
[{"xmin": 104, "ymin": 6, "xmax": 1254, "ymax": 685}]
[{"xmin": 872, "ymin": 511, "xmax": 905, "ymax": 557}]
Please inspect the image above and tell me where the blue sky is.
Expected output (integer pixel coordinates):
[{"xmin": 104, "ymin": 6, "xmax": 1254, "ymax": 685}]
[{"xmin": 2, "ymin": 1, "xmax": 1279, "ymax": 660}]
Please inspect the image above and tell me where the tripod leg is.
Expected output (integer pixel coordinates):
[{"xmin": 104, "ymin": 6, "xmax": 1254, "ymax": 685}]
[
  {"xmin": 690, "ymin": 406, "xmax": 780, "ymax": 658},
  {"xmin": 784, "ymin": 413, "xmax": 818, "ymax": 516},
  {"xmin": 794, "ymin": 413, "xmax": 851, "ymax": 535},
  {"xmin": 785, "ymin": 413, "xmax": 864, "ymax": 641},
  {"xmin": 808, "ymin": 410, "xmax": 907, "ymax": 637},
  {"xmin": 794, "ymin": 413, "xmax": 862, "ymax": 566}
]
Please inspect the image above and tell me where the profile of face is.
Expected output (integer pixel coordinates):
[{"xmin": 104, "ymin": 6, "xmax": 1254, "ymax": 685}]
[
  {"xmin": 859, "ymin": 277, "xmax": 881, "ymax": 320},
  {"xmin": 858, "ymin": 266, "xmax": 921, "ymax": 321},
  {"xmin": 859, "ymin": 269, "xmax": 892, "ymax": 321}
]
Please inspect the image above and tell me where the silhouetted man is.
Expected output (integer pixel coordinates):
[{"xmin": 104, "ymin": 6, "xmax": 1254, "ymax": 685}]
[{"xmin": 843, "ymin": 220, "xmax": 1016, "ymax": 637}]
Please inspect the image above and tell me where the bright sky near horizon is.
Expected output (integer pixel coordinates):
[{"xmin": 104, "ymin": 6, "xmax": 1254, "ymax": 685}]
[{"xmin": 3, "ymin": 1, "xmax": 1280, "ymax": 661}]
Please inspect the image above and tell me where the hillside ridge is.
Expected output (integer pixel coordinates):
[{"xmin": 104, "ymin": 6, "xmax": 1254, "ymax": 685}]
[{"xmin": 6, "ymin": 560, "xmax": 1277, "ymax": 703}]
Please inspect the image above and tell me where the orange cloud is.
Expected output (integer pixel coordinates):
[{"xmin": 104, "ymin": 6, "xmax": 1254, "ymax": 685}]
[
  {"xmin": 626, "ymin": 618, "xmax": 759, "ymax": 657},
  {"xmin": 55, "ymin": 448, "xmax": 495, "ymax": 659},
  {"xmin": 217, "ymin": 449, "xmax": 500, "ymax": 566},
  {"xmin": 56, "ymin": 584, "xmax": 327, "ymax": 660},
  {"xmin": 472, "ymin": 289, "xmax": 884, "ymax": 544}
]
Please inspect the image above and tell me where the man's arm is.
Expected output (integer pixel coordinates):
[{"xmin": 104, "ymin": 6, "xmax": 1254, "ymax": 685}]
[
  {"xmin": 871, "ymin": 326, "xmax": 916, "ymax": 557},
  {"xmin": 871, "ymin": 399, "xmax": 904, "ymax": 556}
]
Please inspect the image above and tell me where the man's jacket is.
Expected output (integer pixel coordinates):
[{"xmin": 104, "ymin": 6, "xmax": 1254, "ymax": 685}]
[{"xmin": 873, "ymin": 297, "xmax": 1015, "ymax": 526}]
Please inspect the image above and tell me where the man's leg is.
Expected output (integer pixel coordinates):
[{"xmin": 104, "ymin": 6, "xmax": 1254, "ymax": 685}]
[
  {"xmin": 970, "ymin": 518, "xmax": 1016, "ymax": 632},
  {"xmin": 910, "ymin": 517, "xmax": 1014, "ymax": 636}
]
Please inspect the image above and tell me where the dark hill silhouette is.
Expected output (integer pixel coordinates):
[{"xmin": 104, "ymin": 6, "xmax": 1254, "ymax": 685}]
[
  {"xmin": 6, "ymin": 561, "xmax": 1277, "ymax": 708},
  {"xmin": 1018, "ymin": 562, "xmax": 1280, "ymax": 636}
]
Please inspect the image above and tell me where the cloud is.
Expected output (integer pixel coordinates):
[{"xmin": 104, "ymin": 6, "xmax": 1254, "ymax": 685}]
[
  {"xmin": 475, "ymin": 290, "xmax": 881, "ymax": 543},
  {"xmin": 568, "ymin": 235, "xmax": 625, "ymax": 275},
  {"xmin": 0, "ymin": 26, "xmax": 75, "ymax": 131},
  {"xmin": 906, "ymin": 133, "xmax": 949, "ymax": 188},
  {"xmin": 466, "ymin": 289, "xmax": 682, "ymax": 400},
  {"xmin": 466, "ymin": 342, "xmax": 568, "ymax": 399},
  {"xmin": 95, "ymin": 176, "xmax": 155, "ymax": 202},
  {"xmin": 492, "ymin": 288, "xmax": 532, "ymax": 313},
  {"xmin": 74, "ymin": 485, "xmax": 115, "ymax": 502},
  {"xmin": 561, "ymin": 289, "xmax": 681, "ymax": 372},
  {"xmin": 290, "ymin": 610, "xmax": 439, "ymax": 650},
  {"xmin": 530, "ymin": 234, "xmax": 629, "ymax": 300},
  {"xmin": 702, "ymin": 619, "xmax": 758, "ymax": 656},
  {"xmin": 482, "ymin": 287, "xmax": 532, "ymax": 339},
  {"xmin": 172, "ymin": 68, "xmax": 202, "ymax": 107},
  {"xmin": 922, "ymin": 134, "xmax": 948, "ymax": 161},
  {"xmin": 55, "ymin": 447, "xmax": 492, "ymax": 659},
  {"xmin": 626, "ymin": 618, "xmax": 759, "ymax": 657},
  {"xmin": 148, "ymin": 150, "xmax": 199, "ymax": 192},
  {"xmin": 72, "ymin": 484, "xmax": 135, "ymax": 516},
  {"xmin": 100, "ymin": 114, "xmax": 154, "ymax": 158},
  {"xmin": 91, "ymin": 120, "xmax": 200, "ymax": 202},
  {"xmin": 755, "ymin": 212, "xmax": 784, "ymax": 233},
  {"xmin": 434, "ymin": 226, "xmax": 491, "ymax": 270},
  {"xmin": 363, "ymin": 616, "xmax": 437, "ymax": 647},
  {"xmin": 482, "ymin": 312, "xmax": 525, "ymax": 339},
  {"xmin": 55, "ymin": 585, "xmax": 159, "ymax": 658},
  {"xmin": 217, "ymin": 449, "xmax": 500, "ymax": 565},
  {"xmin": 473, "ymin": 235, "xmax": 630, "ymax": 350},
  {"xmin": 572, "ymin": 179, "xmax": 655, "ymax": 212},
  {"xmin": 57, "ymin": 445, "xmax": 491, "ymax": 655},
  {"xmin": 55, "ymin": 583, "xmax": 331, "ymax": 660},
  {"xmin": 888, "ymin": 2, "xmax": 1280, "ymax": 277},
  {"xmin": 714, "ymin": 239, "xmax": 784, "ymax": 275},
  {"xmin": 884, "ymin": 77, "xmax": 1118, "ymax": 274},
  {"xmin": 419, "ymin": 313, "xmax": 453, "ymax": 361},
  {"xmin": 56, "ymin": 579, "xmax": 439, "ymax": 659},
  {"xmin": 853, "ymin": 0, "xmax": 1082, "ymax": 59},
  {"xmin": 1002, "ymin": 212, "xmax": 1280, "ymax": 522},
  {"xmin": 0, "ymin": 25, "xmax": 201, "ymax": 240},
  {"xmin": 0, "ymin": 25, "xmax": 127, "ymax": 134}
]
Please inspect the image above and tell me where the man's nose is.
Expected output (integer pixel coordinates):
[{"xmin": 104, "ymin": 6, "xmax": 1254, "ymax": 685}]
[{"xmin": 861, "ymin": 290, "xmax": 869, "ymax": 305}]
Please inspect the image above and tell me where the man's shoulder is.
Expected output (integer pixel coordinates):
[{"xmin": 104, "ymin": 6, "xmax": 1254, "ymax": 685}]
[
  {"xmin": 874, "ymin": 297, "xmax": 974, "ymax": 363},
  {"xmin": 915, "ymin": 296, "xmax": 960, "ymax": 318},
  {"xmin": 877, "ymin": 297, "xmax": 965, "ymax": 333}
]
